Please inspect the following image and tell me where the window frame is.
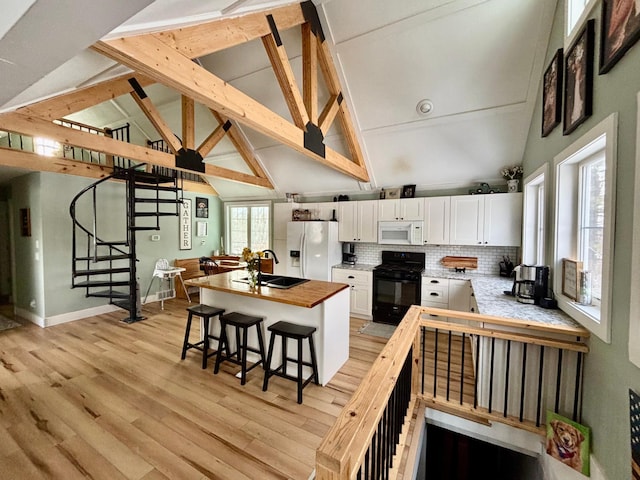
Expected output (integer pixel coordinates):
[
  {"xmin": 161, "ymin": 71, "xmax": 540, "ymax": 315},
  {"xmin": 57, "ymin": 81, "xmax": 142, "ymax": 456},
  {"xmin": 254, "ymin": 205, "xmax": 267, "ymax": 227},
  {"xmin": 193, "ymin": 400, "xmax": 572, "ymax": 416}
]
[
  {"xmin": 224, "ymin": 201, "xmax": 272, "ymax": 255},
  {"xmin": 564, "ymin": 0, "xmax": 597, "ymax": 46},
  {"xmin": 629, "ymin": 92, "xmax": 640, "ymax": 366},
  {"xmin": 553, "ymin": 113, "xmax": 617, "ymax": 343},
  {"xmin": 522, "ymin": 164, "xmax": 548, "ymax": 266}
]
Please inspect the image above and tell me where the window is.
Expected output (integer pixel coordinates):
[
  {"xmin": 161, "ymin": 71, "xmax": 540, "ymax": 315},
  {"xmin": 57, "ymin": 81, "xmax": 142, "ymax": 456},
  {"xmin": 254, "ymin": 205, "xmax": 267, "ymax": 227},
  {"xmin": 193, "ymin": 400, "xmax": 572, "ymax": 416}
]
[
  {"xmin": 578, "ymin": 154, "xmax": 605, "ymax": 304},
  {"xmin": 34, "ymin": 137, "xmax": 61, "ymax": 157},
  {"xmin": 553, "ymin": 114, "xmax": 617, "ymax": 342},
  {"xmin": 565, "ymin": 0, "xmax": 597, "ymax": 42},
  {"xmin": 522, "ymin": 165, "xmax": 547, "ymax": 266},
  {"xmin": 225, "ymin": 202, "xmax": 270, "ymax": 254}
]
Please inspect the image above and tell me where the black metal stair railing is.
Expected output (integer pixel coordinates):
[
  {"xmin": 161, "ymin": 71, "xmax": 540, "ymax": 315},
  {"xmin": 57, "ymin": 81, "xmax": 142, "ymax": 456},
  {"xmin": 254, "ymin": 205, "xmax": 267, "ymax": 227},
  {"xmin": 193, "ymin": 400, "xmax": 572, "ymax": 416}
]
[{"xmin": 70, "ymin": 164, "xmax": 183, "ymax": 323}]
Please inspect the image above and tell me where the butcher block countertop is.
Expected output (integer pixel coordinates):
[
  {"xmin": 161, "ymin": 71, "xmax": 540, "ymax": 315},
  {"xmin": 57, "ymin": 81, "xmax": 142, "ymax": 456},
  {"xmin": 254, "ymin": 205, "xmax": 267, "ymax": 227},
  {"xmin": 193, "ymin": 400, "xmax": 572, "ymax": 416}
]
[{"xmin": 185, "ymin": 270, "xmax": 349, "ymax": 308}]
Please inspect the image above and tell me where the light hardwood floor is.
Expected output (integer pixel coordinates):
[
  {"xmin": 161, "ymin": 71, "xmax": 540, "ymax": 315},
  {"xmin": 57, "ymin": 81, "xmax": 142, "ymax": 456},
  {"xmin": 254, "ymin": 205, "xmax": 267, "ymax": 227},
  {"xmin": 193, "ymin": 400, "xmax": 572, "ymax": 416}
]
[{"xmin": 0, "ymin": 299, "xmax": 389, "ymax": 480}]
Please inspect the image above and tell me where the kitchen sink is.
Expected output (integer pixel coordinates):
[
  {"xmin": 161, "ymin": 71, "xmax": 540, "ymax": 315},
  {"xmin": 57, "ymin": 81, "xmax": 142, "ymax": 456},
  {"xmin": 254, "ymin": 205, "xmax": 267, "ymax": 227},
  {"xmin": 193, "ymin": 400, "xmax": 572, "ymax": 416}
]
[{"xmin": 233, "ymin": 274, "xmax": 309, "ymax": 289}]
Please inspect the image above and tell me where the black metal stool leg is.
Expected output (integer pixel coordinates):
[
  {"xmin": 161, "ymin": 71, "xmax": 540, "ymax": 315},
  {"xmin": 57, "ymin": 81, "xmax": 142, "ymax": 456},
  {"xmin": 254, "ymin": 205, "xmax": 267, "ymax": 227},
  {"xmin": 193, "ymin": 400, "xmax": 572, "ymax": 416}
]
[
  {"xmin": 240, "ymin": 326, "xmax": 248, "ymax": 385},
  {"xmin": 181, "ymin": 312, "xmax": 193, "ymax": 360}
]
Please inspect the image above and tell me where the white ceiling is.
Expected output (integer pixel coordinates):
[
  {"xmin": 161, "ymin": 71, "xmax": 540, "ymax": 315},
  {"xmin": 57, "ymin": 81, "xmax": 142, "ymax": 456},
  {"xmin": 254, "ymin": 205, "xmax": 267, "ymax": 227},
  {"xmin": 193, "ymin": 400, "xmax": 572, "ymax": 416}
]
[{"xmin": 0, "ymin": 0, "xmax": 556, "ymax": 197}]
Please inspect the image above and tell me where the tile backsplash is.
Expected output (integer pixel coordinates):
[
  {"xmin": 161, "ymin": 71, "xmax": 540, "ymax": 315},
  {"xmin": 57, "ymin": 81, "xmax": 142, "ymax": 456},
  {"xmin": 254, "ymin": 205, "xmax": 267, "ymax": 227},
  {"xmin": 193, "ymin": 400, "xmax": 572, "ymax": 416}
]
[{"xmin": 354, "ymin": 243, "xmax": 519, "ymax": 275}]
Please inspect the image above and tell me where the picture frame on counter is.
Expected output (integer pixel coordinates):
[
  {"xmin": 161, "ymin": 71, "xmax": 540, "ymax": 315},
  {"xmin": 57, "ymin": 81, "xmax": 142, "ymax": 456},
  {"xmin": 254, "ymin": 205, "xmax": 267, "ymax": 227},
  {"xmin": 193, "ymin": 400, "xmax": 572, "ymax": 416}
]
[
  {"xmin": 561, "ymin": 258, "xmax": 582, "ymax": 301},
  {"xmin": 402, "ymin": 184, "xmax": 416, "ymax": 198},
  {"xmin": 385, "ymin": 187, "xmax": 402, "ymax": 199}
]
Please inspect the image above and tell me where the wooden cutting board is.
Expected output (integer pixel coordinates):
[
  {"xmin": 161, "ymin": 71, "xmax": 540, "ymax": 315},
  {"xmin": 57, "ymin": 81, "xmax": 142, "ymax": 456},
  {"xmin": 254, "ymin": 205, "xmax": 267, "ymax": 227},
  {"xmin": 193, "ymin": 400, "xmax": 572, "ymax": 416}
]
[{"xmin": 441, "ymin": 256, "xmax": 478, "ymax": 269}]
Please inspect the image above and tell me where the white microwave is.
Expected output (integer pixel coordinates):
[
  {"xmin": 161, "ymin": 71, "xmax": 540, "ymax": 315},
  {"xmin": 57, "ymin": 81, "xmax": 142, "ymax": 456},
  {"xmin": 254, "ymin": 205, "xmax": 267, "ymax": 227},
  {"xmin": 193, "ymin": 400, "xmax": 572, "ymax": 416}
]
[{"xmin": 378, "ymin": 221, "xmax": 424, "ymax": 245}]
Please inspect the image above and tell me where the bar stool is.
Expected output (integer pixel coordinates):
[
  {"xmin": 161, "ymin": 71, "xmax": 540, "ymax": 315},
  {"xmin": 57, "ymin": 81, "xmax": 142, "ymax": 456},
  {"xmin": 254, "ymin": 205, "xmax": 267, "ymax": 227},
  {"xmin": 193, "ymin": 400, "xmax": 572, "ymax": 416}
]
[
  {"xmin": 262, "ymin": 321, "xmax": 319, "ymax": 404},
  {"xmin": 181, "ymin": 304, "xmax": 225, "ymax": 369},
  {"xmin": 214, "ymin": 312, "xmax": 266, "ymax": 385}
]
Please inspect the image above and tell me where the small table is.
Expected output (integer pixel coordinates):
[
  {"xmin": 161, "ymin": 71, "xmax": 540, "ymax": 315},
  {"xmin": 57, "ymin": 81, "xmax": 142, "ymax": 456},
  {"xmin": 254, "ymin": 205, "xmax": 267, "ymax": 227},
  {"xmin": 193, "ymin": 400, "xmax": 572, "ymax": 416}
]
[{"xmin": 144, "ymin": 266, "xmax": 189, "ymax": 309}]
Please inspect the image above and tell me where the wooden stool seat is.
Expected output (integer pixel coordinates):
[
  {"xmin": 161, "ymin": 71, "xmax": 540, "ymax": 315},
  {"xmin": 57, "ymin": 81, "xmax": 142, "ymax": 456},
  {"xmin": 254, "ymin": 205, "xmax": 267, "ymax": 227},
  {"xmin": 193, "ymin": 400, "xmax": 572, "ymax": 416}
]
[
  {"xmin": 181, "ymin": 304, "xmax": 225, "ymax": 369},
  {"xmin": 262, "ymin": 320, "xmax": 319, "ymax": 404},
  {"xmin": 214, "ymin": 312, "xmax": 266, "ymax": 385}
]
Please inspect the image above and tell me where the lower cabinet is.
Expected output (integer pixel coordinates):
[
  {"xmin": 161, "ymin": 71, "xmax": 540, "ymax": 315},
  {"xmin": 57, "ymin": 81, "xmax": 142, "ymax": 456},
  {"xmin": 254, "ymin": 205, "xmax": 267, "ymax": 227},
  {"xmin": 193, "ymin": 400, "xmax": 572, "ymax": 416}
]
[
  {"xmin": 421, "ymin": 277, "xmax": 474, "ymax": 326},
  {"xmin": 332, "ymin": 268, "xmax": 373, "ymax": 318}
]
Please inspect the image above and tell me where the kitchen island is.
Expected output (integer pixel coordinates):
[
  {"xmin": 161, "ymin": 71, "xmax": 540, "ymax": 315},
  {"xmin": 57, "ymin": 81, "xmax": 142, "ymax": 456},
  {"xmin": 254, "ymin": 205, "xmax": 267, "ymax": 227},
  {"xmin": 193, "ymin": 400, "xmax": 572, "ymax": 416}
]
[{"xmin": 185, "ymin": 270, "xmax": 350, "ymax": 385}]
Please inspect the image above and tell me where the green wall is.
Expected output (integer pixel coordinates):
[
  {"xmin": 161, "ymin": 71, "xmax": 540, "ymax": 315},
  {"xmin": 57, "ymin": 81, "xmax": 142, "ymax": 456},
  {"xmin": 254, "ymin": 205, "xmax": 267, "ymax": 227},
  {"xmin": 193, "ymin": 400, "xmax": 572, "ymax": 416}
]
[
  {"xmin": 521, "ymin": 2, "xmax": 640, "ymax": 478},
  {"xmin": 9, "ymin": 171, "xmax": 222, "ymax": 320}
]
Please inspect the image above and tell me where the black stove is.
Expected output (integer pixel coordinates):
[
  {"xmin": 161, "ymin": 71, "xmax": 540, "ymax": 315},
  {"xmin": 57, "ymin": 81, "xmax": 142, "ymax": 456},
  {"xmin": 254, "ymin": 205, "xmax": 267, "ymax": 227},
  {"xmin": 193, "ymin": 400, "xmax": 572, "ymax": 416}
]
[{"xmin": 372, "ymin": 251, "xmax": 425, "ymax": 325}]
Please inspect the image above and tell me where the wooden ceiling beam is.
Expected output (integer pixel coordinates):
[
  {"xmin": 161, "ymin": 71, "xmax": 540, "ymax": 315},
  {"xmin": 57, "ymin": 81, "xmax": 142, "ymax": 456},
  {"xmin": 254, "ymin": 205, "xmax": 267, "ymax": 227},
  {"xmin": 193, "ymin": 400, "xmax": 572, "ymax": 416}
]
[
  {"xmin": 181, "ymin": 95, "xmax": 195, "ymax": 150},
  {"xmin": 94, "ymin": 33, "xmax": 369, "ymax": 181},
  {"xmin": 128, "ymin": 80, "xmax": 182, "ymax": 153},
  {"xmin": 0, "ymin": 112, "xmax": 270, "ymax": 188},
  {"xmin": 302, "ymin": 22, "xmax": 318, "ymax": 125},
  {"xmin": 210, "ymin": 110, "xmax": 272, "ymax": 184},
  {"xmin": 262, "ymin": 29, "xmax": 309, "ymax": 129},
  {"xmin": 0, "ymin": 147, "xmax": 112, "ymax": 180},
  {"xmin": 152, "ymin": 3, "xmax": 306, "ymax": 58},
  {"xmin": 318, "ymin": 94, "xmax": 340, "ymax": 136},
  {"xmin": 197, "ymin": 120, "xmax": 229, "ymax": 158},
  {"xmin": 316, "ymin": 39, "xmax": 367, "ymax": 173},
  {"xmin": 14, "ymin": 73, "xmax": 154, "ymax": 121}
]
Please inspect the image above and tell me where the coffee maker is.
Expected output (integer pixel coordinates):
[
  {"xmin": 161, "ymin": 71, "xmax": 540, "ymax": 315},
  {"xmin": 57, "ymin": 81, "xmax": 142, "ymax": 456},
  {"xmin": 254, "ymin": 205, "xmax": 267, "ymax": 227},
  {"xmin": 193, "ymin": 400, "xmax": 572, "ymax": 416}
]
[
  {"xmin": 342, "ymin": 242, "xmax": 357, "ymax": 265},
  {"xmin": 513, "ymin": 264, "xmax": 549, "ymax": 305}
]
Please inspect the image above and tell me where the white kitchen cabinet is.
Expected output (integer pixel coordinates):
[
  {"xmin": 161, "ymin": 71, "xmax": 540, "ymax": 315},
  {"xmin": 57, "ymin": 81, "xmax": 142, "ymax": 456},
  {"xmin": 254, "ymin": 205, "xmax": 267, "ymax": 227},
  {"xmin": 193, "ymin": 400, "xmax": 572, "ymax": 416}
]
[
  {"xmin": 315, "ymin": 202, "xmax": 339, "ymax": 221},
  {"xmin": 421, "ymin": 277, "xmax": 449, "ymax": 321},
  {"xmin": 332, "ymin": 268, "xmax": 373, "ymax": 318},
  {"xmin": 378, "ymin": 198, "xmax": 423, "ymax": 221},
  {"xmin": 449, "ymin": 193, "xmax": 522, "ymax": 246},
  {"xmin": 338, "ymin": 200, "xmax": 378, "ymax": 243},
  {"xmin": 448, "ymin": 279, "xmax": 473, "ymax": 326},
  {"xmin": 423, "ymin": 196, "xmax": 450, "ymax": 245},
  {"xmin": 273, "ymin": 202, "xmax": 298, "ymax": 241}
]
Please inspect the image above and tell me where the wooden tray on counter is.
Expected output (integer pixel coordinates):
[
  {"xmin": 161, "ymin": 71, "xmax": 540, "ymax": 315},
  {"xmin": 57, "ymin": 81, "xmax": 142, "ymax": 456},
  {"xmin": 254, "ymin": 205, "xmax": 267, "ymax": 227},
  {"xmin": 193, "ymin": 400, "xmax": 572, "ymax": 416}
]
[{"xmin": 441, "ymin": 256, "xmax": 478, "ymax": 270}]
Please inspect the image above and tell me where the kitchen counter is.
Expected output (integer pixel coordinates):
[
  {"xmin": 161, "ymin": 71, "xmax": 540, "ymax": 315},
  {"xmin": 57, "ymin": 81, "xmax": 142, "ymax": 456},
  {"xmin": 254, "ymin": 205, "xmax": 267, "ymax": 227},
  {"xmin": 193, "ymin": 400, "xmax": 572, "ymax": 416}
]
[
  {"xmin": 186, "ymin": 270, "xmax": 349, "ymax": 308},
  {"xmin": 421, "ymin": 269, "xmax": 582, "ymax": 329},
  {"xmin": 185, "ymin": 270, "xmax": 350, "ymax": 385},
  {"xmin": 332, "ymin": 263, "xmax": 377, "ymax": 272}
]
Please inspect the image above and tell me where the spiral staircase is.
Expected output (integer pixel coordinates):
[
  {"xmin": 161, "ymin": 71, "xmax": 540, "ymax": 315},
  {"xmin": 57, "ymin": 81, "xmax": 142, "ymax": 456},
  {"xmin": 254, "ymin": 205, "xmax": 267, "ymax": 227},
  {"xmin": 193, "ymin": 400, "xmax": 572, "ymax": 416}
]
[{"xmin": 69, "ymin": 164, "xmax": 183, "ymax": 323}]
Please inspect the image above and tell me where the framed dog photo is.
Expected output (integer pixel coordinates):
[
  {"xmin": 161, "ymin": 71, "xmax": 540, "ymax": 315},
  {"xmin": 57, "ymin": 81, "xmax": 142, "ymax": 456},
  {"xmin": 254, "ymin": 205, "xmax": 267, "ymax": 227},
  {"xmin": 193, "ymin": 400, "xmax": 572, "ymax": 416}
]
[
  {"xmin": 546, "ymin": 411, "xmax": 591, "ymax": 476},
  {"xmin": 195, "ymin": 197, "xmax": 209, "ymax": 218}
]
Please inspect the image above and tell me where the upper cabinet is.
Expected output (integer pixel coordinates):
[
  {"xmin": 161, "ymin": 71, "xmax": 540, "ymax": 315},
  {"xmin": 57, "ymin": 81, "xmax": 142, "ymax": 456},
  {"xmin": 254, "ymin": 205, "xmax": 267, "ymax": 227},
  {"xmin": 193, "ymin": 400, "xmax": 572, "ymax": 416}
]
[
  {"xmin": 273, "ymin": 202, "xmax": 298, "ymax": 240},
  {"xmin": 378, "ymin": 198, "xmax": 423, "ymax": 221},
  {"xmin": 423, "ymin": 196, "xmax": 450, "ymax": 245},
  {"xmin": 449, "ymin": 193, "xmax": 522, "ymax": 246},
  {"xmin": 339, "ymin": 200, "xmax": 378, "ymax": 243}
]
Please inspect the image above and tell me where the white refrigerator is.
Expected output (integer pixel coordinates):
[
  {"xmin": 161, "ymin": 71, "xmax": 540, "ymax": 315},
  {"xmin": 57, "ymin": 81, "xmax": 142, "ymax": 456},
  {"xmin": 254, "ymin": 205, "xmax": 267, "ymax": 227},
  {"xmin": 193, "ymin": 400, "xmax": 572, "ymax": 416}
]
[{"xmin": 286, "ymin": 221, "xmax": 341, "ymax": 281}]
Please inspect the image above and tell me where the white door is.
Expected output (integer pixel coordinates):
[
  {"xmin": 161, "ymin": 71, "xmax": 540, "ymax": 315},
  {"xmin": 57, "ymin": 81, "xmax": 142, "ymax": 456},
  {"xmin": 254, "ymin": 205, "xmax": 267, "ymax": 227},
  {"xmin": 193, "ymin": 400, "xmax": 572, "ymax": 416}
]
[
  {"xmin": 338, "ymin": 202, "xmax": 358, "ymax": 242},
  {"xmin": 399, "ymin": 198, "xmax": 424, "ymax": 221},
  {"xmin": 378, "ymin": 199, "xmax": 400, "ymax": 221},
  {"xmin": 357, "ymin": 200, "xmax": 379, "ymax": 243}
]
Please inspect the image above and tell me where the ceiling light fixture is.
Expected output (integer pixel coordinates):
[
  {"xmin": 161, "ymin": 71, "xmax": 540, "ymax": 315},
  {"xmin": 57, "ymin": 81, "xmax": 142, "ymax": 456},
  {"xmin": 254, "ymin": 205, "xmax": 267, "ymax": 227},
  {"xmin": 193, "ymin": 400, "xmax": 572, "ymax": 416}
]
[{"xmin": 416, "ymin": 99, "xmax": 434, "ymax": 116}]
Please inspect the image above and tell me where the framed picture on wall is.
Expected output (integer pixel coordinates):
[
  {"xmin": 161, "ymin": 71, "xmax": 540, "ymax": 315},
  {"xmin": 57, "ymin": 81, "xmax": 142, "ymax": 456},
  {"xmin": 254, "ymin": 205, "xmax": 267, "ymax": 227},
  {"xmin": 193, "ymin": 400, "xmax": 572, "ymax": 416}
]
[
  {"xmin": 195, "ymin": 197, "xmax": 208, "ymax": 218},
  {"xmin": 563, "ymin": 19, "xmax": 595, "ymax": 136},
  {"xmin": 542, "ymin": 48, "xmax": 563, "ymax": 137},
  {"xmin": 600, "ymin": 0, "xmax": 640, "ymax": 74}
]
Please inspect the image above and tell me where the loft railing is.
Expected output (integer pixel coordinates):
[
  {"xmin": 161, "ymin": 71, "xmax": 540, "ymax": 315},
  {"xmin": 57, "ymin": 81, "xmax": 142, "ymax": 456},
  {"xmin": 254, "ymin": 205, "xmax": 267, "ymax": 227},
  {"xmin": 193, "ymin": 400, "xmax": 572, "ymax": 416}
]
[{"xmin": 315, "ymin": 306, "xmax": 590, "ymax": 480}]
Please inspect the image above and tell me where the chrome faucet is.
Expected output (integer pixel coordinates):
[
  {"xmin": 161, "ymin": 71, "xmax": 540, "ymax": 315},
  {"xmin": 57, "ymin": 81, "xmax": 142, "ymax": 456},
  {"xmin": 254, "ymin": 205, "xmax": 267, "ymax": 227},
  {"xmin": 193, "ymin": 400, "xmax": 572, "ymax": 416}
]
[{"xmin": 257, "ymin": 249, "xmax": 279, "ymax": 284}]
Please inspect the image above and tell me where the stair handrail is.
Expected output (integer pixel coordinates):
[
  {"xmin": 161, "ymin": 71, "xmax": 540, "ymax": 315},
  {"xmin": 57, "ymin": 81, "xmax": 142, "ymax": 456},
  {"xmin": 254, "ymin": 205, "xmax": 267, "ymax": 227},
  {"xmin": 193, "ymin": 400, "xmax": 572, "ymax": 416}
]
[{"xmin": 69, "ymin": 171, "xmax": 129, "ymax": 259}]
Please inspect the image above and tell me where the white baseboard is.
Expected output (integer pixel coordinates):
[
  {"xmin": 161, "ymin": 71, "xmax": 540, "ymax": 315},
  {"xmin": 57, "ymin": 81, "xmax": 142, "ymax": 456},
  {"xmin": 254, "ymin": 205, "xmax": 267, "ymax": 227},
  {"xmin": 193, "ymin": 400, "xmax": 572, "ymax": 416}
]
[
  {"xmin": 44, "ymin": 304, "xmax": 120, "ymax": 327},
  {"xmin": 15, "ymin": 307, "xmax": 44, "ymax": 328}
]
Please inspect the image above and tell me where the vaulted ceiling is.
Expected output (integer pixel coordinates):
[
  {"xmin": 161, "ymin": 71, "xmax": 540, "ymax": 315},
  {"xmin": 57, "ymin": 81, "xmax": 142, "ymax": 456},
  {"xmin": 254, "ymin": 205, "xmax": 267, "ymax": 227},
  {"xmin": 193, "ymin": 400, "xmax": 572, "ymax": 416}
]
[{"xmin": 0, "ymin": 0, "xmax": 556, "ymax": 199}]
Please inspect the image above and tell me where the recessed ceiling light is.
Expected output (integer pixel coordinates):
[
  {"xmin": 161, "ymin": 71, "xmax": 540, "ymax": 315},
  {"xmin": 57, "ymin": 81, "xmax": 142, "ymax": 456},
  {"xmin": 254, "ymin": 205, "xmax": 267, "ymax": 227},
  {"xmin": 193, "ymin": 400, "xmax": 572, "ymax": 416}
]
[{"xmin": 416, "ymin": 99, "xmax": 433, "ymax": 116}]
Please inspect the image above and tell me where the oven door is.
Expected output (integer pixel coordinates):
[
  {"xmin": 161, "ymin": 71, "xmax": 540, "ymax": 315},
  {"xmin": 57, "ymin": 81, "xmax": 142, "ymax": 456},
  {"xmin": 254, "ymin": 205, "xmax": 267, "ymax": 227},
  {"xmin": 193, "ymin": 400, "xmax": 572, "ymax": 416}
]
[{"xmin": 372, "ymin": 275, "xmax": 421, "ymax": 325}]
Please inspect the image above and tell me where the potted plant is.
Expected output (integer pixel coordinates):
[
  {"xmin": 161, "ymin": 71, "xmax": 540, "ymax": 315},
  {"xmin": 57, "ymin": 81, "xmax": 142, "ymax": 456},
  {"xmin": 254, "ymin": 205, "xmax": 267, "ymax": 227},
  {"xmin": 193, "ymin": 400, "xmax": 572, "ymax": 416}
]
[{"xmin": 501, "ymin": 165, "xmax": 523, "ymax": 192}]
